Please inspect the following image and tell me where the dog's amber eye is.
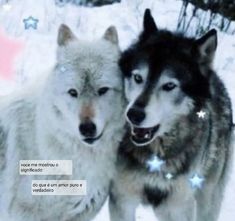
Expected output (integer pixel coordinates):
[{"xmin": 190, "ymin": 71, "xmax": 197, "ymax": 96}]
[
  {"xmin": 162, "ymin": 82, "xmax": 177, "ymax": 91},
  {"xmin": 98, "ymin": 87, "xmax": 109, "ymax": 96},
  {"xmin": 134, "ymin": 74, "xmax": 143, "ymax": 84},
  {"xmin": 68, "ymin": 89, "xmax": 78, "ymax": 97}
]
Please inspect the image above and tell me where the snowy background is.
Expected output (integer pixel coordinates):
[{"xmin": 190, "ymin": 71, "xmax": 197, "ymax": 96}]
[{"xmin": 0, "ymin": 0, "xmax": 234, "ymax": 220}]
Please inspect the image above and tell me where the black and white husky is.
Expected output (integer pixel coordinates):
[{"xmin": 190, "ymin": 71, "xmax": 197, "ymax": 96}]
[{"xmin": 109, "ymin": 9, "xmax": 234, "ymax": 221}]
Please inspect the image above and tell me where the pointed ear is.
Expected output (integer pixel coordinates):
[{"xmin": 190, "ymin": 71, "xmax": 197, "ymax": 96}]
[
  {"xmin": 103, "ymin": 26, "xmax": 119, "ymax": 45},
  {"xmin": 195, "ymin": 29, "xmax": 217, "ymax": 64},
  {"xmin": 57, "ymin": 24, "xmax": 77, "ymax": 46},
  {"xmin": 143, "ymin": 9, "xmax": 158, "ymax": 35}
]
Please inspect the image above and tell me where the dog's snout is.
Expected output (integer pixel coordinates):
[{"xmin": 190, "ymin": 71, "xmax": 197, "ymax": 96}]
[
  {"xmin": 127, "ymin": 107, "xmax": 146, "ymax": 125},
  {"xmin": 79, "ymin": 121, "xmax": 96, "ymax": 137}
]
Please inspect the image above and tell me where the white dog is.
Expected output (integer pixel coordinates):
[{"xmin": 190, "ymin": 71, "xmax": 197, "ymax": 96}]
[{"xmin": 0, "ymin": 24, "xmax": 125, "ymax": 221}]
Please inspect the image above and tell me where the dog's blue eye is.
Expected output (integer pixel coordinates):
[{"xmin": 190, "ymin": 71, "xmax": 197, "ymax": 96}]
[
  {"xmin": 162, "ymin": 82, "xmax": 177, "ymax": 91},
  {"xmin": 68, "ymin": 89, "xmax": 78, "ymax": 97},
  {"xmin": 98, "ymin": 87, "xmax": 109, "ymax": 96},
  {"xmin": 134, "ymin": 74, "xmax": 143, "ymax": 84}
]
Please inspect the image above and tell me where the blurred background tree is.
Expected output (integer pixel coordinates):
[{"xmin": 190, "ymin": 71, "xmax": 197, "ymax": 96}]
[
  {"xmin": 54, "ymin": 0, "xmax": 235, "ymax": 34},
  {"xmin": 78, "ymin": 0, "xmax": 120, "ymax": 6},
  {"xmin": 178, "ymin": 0, "xmax": 235, "ymax": 35},
  {"xmin": 55, "ymin": 0, "xmax": 120, "ymax": 6},
  {"xmin": 186, "ymin": 0, "xmax": 235, "ymax": 20},
  {"xmin": 2, "ymin": 0, "xmax": 234, "ymax": 34}
]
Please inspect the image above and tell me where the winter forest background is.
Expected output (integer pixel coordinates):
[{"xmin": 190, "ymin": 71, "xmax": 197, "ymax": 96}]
[{"xmin": 0, "ymin": 0, "xmax": 235, "ymax": 221}]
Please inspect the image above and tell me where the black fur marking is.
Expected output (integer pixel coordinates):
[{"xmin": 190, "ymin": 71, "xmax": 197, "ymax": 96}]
[
  {"xmin": 109, "ymin": 190, "xmax": 117, "ymax": 206},
  {"xmin": 119, "ymin": 23, "xmax": 213, "ymax": 108},
  {"xmin": 119, "ymin": 135, "xmax": 149, "ymax": 169},
  {"xmin": 196, "ymin": 29, "xmax": 217, "ymax": 52},
  {"xmin": 143, "ymin": 9, "xmax": 158, "ymax": 39},
  {"xmin": 0, "ymin": 122, "xmax": 7, "ymax": 171},
  {"xmin": 144, "ymin": 186, "xmax": 168, "ymax": 207},
  {"xmin": 133, "ymin": 76, "xmax": 158, "ymax": 108},
  {"xmin": 175, "ymin": 151, "xmax": 194, "ymax": 175},
  {"xmin": 118, "ymin": 129, "xmax": 153, "ymax": 170}
]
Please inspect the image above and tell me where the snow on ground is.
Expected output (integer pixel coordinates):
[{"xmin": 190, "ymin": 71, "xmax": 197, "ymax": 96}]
[{"xmin": 0, "ymin": 0, "xmax": 234, "ymax": 220}]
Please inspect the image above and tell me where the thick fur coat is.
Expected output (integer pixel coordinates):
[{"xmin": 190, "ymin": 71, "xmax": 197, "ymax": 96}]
[
  {"xmin": 109, "ymin": 9, "xmax": 234, "ymax": 221},
  {"xmin": 0, "ymin": 25, "xmax": 125, "ymax": 221}
]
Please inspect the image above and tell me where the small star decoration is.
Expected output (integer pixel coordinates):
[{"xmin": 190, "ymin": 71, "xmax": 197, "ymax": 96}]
[
  {"xmin": 23, "ymin": 16, "xmax": 39, "ymax": 30},
  {"xmin": 146, "ymin": 155, "xmax": 165, "ymax": 172},
  {"xmin": 165, "ymin": 173, "xmax": 173, "ymax": 180},
  {"xmin": 145, "ymin": 156, "xmax": 206, "ymax": 189},
  {"xmin": 60, "ymin": 65, "xmax": 67, "ymax": 73},
  {"xmin": 197, "ymin": 110, "xmax": 206, "ymax": 119},
  {"xmin": 189, "ymin": 174, "xmax": 205, "ymax": 189},
  {"xmin": 2, "ymin": 3, "xmax": 12, "ymax": 11}
]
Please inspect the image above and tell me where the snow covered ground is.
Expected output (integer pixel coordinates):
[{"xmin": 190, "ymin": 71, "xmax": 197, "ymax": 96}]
[{"xmin": 0, "ymin": 0, "xmax": 234, "ymax": 220}]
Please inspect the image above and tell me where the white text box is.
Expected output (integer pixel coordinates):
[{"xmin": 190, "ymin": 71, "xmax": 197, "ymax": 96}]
[
  {"xmin": 32, "ymin": 180, "xmax": 86, "ymax": 195},
  {"xmin": 20, "ymin": 160, "xmax": 72, "ymax": 175}
]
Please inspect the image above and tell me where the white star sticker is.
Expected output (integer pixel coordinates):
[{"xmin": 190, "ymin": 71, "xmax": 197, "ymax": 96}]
[
  {"xmin": 60, "ymin": 65, "xmax": 67, "ymax": 72},
  {"xmin": 197, "ymin": 110, "xmax": 206, "ymax": 119},
  {"xmin": 165, "ymin": 173, "xmax": 173, "ymax": 180},
  {"xmin": 146, "ymin": 155, "xmax": 165, "ymax": 172},
  {"xmin": 2, "ymin": 3, "xmax": 12, "ymax": 11},
  {"xmin": 189, "ymin": 174, "xmax": 205, "ymax": 189}
]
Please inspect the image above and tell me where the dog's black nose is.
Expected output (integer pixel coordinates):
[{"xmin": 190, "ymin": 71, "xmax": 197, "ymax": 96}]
[
  {"xmin": 127, "ymin": 107, "xmax": 145, "ymax": 125},
  {"xmin": 79, "ymin": 121, "xmax": 96, "ymax": 137}
]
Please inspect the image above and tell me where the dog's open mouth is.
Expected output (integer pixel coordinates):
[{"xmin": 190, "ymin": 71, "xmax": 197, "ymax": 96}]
[
  {"xmin": 83, "ymin": 132, "xmax": 103, "ymax": 145},
  {"xmin": 131, "ymin": 124, "xmax": 160, "ymax": 146}
]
